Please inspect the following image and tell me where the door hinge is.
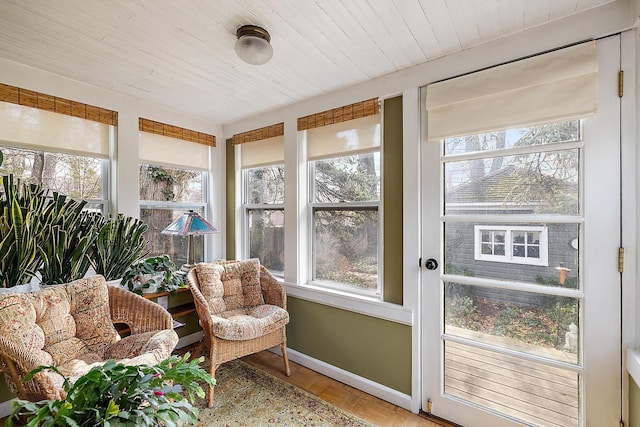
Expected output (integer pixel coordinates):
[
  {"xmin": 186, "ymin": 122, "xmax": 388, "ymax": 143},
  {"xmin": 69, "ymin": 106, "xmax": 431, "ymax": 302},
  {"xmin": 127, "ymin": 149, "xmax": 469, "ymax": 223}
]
[
  {"xmin": 618, "ymin": 70, "xmax": 624, "ymax": 98},
  {"xmin": 618, "ymin": 247, "xmax": 624, "ymax": 273}
]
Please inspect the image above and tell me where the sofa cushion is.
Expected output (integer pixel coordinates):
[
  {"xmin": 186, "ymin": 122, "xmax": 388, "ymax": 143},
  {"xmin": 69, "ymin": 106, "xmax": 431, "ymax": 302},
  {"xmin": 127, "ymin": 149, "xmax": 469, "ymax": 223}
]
[
  {"xmin": 104, "ymin": 329, "xmax": 179, "ymax": 366},
  {"xmin": 67, "ymin": 276, "xmax": 118, "ymax": 354},
  {"xmin": 30, "ymin": 286, "xmax": 91, "ymax": 366},
  {"xmin": 0, "ymin": 293, "xmax": 52, "ymax": 367},
  {"xmin": 218, "ymin": 259, "xmax": 264, "ymax": 309},
  {"xmin": 212, "ymin": 304, "xmax": 289, "ymax": 341},
  {"xmin": 194, "ymin": 263, "xmax": 226, "ymax": 313}
]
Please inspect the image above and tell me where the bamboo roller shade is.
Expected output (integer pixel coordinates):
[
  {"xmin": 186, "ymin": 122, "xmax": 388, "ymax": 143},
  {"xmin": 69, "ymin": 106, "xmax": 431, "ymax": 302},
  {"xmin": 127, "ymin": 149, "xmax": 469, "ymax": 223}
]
[
  {"xmin": 0, "ymin": 83, "xmax": 117, "ymax": 126},
  {"xmin": 233, "ymin": 122, "xmax": 284, "ymax": 145},
  {"xmin": 297, "ymin": 98, "xmax": 379, "ymax": 131},
  {"xmin": 139, "ymin": 118, "xmax": 216, "ymax": 147}
]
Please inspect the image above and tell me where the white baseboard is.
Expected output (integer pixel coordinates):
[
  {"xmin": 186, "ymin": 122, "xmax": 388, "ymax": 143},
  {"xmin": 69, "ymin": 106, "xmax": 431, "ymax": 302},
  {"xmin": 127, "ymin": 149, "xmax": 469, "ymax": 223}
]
[
  {"xmin": 271, "ymin": 347, "xmax": 414, "ymax": 412},
  {"xmin": 0, "ymin": 397, "xmax": 15, "ymax": 419},
  {"xmin": 176, "ymin": 331, "xmax": 204, "ymax": 349}
]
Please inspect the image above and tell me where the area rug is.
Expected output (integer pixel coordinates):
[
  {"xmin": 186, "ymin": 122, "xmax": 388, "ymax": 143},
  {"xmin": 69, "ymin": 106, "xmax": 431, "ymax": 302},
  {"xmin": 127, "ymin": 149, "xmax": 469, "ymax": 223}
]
[{"xmin": 196, "ymin": 359, "xmax": 376, "ymax": 426}]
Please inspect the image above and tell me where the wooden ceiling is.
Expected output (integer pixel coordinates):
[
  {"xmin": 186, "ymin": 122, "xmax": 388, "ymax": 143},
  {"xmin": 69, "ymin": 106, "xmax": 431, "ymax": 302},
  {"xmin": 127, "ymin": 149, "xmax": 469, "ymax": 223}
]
[{"xmin": 0, "ymin": 0, "xmax": 618, "ymax": 125}]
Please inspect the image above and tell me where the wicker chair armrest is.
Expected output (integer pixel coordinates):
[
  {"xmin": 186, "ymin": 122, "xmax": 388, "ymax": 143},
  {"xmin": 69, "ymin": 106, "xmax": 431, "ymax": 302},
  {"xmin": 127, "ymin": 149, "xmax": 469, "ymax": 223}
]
[
  {"xmin": 108, "ymin": 285, "xmax": 173, "ymax": 334},
  {"xmin": 0, "ymin": 338, "xmax": 41, "ymax": 376},
  {"xmin": 186, "ymin": 269, "xmax": 214, "ymax": 333},
  {"xmin": 259, "ymin": 266, "xmax": 287, "ymax": 309},
  {"xmin": 0, "ymin": 338, "xmax": 64, "ymax": 401}
]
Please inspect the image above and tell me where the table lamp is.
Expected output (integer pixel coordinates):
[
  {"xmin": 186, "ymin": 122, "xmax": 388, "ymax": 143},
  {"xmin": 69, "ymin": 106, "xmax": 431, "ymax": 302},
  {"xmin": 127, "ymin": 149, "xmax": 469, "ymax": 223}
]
[{"xmin": 161, "ymin": 210, "xmax": 218, "ymax": 271}]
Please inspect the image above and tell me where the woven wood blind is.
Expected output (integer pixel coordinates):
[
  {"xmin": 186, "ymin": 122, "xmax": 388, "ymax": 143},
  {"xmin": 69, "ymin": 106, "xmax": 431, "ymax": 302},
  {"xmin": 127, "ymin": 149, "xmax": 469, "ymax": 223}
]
[
  {"xmin": 297, "ymin": 98, "xmax": 379, "ymax": 131},
  {"xmin": 139, "ymin": 118, "xmax": 216, "ymax": 147},
  {"xmin": 232, "ymin": 122, "xmax": 284, "ymax": 145},
  {"xmin": 0, "ymin": 83, "xmax": 117, "ymax": 126}
]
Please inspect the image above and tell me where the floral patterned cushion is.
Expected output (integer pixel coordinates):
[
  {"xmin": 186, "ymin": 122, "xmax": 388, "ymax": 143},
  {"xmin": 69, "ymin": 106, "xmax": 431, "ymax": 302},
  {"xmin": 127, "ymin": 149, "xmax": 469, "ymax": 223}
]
[
  {"xmin": 104, "ymin": 329, "xmax": 178, "ymax": 366},
  {"xmin": 0, "ymin": 293, "xmax": 52, "ymax": 367},
  {"xmin": 218, "ymin": 259, "xmax": 264, "ymax": 310},
  {"xmin": 194, "ymin": 263, "xmax": 226, "ymax": 313},
  {"xmin": 66, "ymin": 276, "xmax": 119, "ymax": 353},
  {"xmin": 212, "ymin": 304, "xmax": 289, "ymax": 341}
]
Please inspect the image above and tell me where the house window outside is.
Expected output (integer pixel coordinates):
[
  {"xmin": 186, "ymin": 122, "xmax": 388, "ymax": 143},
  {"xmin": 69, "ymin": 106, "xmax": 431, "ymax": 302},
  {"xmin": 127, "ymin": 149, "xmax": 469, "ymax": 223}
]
[
  {"xmin": 244, "ymin": 164, "xmax": 285, "ymax": 275},
  {"xmin": 0, "ymin": 145, "xmax": 107, "ymax": 212},
  {"xmin": 139, "ymin": 163, "xmax": 207, "ymax": 266},
  {"xmin": 310, "ymin": 151, "xmax": 381, "ymax": 293},
  {"xmin": 474, "ymin": 225, "xmax": 548, "ymax": 266}
]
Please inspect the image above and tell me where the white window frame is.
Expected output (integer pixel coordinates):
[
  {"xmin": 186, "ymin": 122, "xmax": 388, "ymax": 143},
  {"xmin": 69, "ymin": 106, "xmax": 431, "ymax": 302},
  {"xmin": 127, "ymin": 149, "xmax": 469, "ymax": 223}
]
[
  {"xmin": 138, "ymin": 163, "xmax": 209, "ymax": 263},
  {"xmin": 474, "ymin": 224, "xmax": 549, "ymax": 266},
  {"xmin": 308, "ymin": 152, "xmax": 382, "ymax": 297},
  {"xmin": 0, "ymin": 144, "xmax": 109, "ymax": 214},
  {"xmin": 242, "ymin": 164, "xmax": 285, "ymax": 277}
]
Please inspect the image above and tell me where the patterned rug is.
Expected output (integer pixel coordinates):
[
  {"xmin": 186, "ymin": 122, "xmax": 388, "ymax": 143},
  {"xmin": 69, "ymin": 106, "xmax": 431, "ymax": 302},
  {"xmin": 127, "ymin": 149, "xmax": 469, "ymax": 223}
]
[{"xmin": 196, "ymin": 359, "xmax": 376, "ymax": 426}]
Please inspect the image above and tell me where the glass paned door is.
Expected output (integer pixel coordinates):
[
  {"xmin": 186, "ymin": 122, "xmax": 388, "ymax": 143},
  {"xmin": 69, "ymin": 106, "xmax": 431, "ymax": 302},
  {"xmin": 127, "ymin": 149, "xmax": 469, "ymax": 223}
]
[{"xmin": 422, "ymin": 35, "xmax": 621, "ymax": 427}]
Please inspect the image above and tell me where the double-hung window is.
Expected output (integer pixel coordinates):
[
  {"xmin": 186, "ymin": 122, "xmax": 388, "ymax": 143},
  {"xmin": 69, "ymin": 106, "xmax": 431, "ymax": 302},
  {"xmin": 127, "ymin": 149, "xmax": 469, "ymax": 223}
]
[
  {"xmin": 138, "ymin": 124, "xmax": 211, "ymax": 266},
  {"xmin": 305, "ymin": 112, "xmax": 382, "ymax": 294},
  {"xmin": 237, "ymin": 125, "xmax": 284, "ymax": 275},
  {"xmin": 0, "ymin": 98, "xmax": 113, "ymax": 213}
]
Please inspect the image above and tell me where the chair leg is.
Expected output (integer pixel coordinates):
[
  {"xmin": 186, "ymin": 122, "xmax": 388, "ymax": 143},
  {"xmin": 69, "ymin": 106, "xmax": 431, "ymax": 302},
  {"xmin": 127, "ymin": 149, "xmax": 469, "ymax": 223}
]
[
  {"xmin": 207, "ymin": 362, "xmax": 218, "ymax": 408},
  {"xmin": 189, "ymin": 340, "xmax": 205, "ymax": 361},
  {"xmin": 281, "ymin": 342, "xmax": 291, "ymax": 376}
]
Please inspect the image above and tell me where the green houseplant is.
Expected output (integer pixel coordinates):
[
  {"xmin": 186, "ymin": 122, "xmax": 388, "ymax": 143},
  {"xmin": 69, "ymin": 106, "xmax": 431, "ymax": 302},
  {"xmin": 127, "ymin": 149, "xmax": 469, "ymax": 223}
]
[
  {"xmin": 7, "ymin": 353, "xmax": 215, "ymax": 427},
  {"xmin": 91, "ymin": 214, "xmax": 149, "ymax": 282},
  {"xmin": 121, "ymin": 255, "xmax": 185, "ymax": 295}
]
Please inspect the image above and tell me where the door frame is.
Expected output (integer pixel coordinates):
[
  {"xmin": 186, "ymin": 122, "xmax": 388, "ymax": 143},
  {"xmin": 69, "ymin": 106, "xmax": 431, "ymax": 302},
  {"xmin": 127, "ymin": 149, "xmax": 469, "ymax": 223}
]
[{"xmin": 417, "ymin": 33, "xmax": 636, "ymax": 426}]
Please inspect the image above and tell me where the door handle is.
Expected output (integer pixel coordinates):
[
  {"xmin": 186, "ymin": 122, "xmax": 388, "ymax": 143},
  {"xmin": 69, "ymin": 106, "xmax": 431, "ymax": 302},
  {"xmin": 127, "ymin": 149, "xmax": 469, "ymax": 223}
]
[{"xmin": 424, "ymin": 258, "xmax": 439, "ymax": 270}]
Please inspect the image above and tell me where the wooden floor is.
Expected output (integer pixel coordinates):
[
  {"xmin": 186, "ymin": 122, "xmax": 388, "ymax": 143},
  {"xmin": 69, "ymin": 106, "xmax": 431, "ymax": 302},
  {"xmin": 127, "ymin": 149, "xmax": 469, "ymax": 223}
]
[{"xmin": 242, "ymin": 350, "xmax": 453, "ymax": 427}]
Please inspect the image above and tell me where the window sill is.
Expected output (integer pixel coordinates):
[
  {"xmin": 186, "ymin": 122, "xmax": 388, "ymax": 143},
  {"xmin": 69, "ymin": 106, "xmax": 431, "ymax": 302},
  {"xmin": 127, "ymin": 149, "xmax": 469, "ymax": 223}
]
[
  {"xmin": 627, "ymin": 348, "xmax": 640, "ymax": 386},
  {"xmin": 284, "ymin": 281, "xmax": 413, "ymax": 325}
]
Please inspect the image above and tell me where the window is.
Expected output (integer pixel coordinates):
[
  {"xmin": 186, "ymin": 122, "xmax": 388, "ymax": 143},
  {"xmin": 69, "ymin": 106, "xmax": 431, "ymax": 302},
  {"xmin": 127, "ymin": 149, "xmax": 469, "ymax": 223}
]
[
  {"xmin": 305, "ymin": 111, "xmax": 382, "ymax": 294},
  {"xmin": 236, "ymin": 124, "xmax": 285, "ymax": 275},
  {"xmin": 139, "ymin": 164, "xmax": 207, "ymax": 266},
  {"xmin": 0, "ymin": 97, "xmax": 113, "ymax": 213},
  {"xmin": 474, "ymin": 225, "xmax": 548, "ymax": 266},
  {"xmin": 0, "ymin": 145, "xmax": 108, "ymax": 212},
  {"xmin": 244, "ymin": 165, "xmax": 284, "ymax": 275}
]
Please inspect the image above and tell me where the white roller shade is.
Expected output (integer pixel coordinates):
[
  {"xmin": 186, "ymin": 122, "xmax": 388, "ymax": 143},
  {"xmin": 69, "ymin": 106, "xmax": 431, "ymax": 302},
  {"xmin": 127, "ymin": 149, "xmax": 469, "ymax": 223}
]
[
  {"xmin": 241, "ymin": 135, "xmax": 284, "ymax": 168},
  {"xmin": 426, "ymin": 41, "xmax": 597, "ymax": 139},
  {"xmin": 307, "ymin": 114, "xmax": 381, "ymax": 160},
  {"xmin": 0, "ymin": 101, "xmax": 110, "ymax": 156},
  {"xmin": 139, "ymin": 131, "xmax": 209, "ymax": 170}
]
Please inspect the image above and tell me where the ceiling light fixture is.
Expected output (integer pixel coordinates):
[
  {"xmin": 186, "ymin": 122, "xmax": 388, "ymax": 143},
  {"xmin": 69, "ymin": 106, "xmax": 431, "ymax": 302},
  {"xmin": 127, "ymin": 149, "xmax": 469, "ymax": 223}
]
[{"xmin": 234, "ymin": 24, "xmax": 273, "ymax": 65}]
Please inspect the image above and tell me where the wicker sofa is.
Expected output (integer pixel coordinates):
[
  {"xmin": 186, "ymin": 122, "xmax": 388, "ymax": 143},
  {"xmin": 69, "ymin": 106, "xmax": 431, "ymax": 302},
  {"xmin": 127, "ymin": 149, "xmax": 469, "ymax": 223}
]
[
  {"xmin": 186, "ymin": 258, "xmax": 290, "ymax": 407},
  {"xmin": 0, "ymin": 275, "xmax": 179, "ymax": 401}
]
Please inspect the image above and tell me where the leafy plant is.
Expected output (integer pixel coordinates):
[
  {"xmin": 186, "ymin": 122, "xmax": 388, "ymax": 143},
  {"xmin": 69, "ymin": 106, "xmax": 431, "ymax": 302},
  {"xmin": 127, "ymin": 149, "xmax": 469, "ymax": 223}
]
[
  {"xmin": 122, "ymin": 255, "xmax": 184, "ymax": 295},
  {"xmin": 7, "ymin": 354, "xmax": 215, "ymax": 427},
  {"xmin": 0, "ymin": 176, "xmax": 48, "ymax": 288},
  {"xmin": 91, "ymin": 214, "xmax": 149, "ymax": 281},
  {"xmin": 38, "ymin": 195, "xmax": 102, "ymax": 284}
]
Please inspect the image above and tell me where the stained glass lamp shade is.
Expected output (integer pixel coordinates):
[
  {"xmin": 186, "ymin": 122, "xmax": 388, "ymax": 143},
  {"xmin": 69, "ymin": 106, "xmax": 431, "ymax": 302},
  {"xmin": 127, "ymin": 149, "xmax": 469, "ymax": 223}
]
[{"xmin": 161, "ymin": 210, "xmax": 218, "ymax": 269}]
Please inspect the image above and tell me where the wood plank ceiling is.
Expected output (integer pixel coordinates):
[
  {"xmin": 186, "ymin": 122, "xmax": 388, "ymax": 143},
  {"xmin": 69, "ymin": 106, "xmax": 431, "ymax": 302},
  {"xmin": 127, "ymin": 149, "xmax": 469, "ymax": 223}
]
[{"xmin": 0, "ymin": 0, "xmax": 616, "ymax": 125}]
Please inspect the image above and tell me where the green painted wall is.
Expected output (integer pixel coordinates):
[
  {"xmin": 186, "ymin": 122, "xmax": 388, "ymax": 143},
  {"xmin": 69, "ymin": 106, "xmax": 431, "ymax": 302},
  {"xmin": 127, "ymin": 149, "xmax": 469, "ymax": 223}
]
[
  {"xmin": 225, "ymin": 138, "xmax": 235, "ymax": 259},
  {"xmin": 287, "ymin": 297, "xmax": 412, "ymax": 394},
  {"xmin": 631, "ymin": 375, "xmax": 640, "ymax": 427},
  {"xmin": 383, "ymin": 96, "xmax": 403, "ymax": 304}
]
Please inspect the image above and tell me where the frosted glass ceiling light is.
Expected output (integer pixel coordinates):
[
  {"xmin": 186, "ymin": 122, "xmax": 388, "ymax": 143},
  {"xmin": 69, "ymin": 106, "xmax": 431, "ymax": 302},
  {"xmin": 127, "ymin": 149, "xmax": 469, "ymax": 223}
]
[{"xmin": 234, "ymin": 25, "xmax": 273, "ymax": 65}]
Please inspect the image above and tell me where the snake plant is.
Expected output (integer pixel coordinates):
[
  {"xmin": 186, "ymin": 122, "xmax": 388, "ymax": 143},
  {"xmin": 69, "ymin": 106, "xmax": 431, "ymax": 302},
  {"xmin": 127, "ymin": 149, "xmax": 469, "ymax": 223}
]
[{"xmin": 91, "ymin": 214, "xmax": 149, "ymax": 281}]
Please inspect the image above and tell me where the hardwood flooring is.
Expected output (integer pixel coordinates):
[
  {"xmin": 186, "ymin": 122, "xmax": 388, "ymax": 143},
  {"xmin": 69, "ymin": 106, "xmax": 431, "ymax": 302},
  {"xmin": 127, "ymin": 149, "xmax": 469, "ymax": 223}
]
[{"xmin": 241, "ymin": 350, "xmax": 454, "ymax": 427}]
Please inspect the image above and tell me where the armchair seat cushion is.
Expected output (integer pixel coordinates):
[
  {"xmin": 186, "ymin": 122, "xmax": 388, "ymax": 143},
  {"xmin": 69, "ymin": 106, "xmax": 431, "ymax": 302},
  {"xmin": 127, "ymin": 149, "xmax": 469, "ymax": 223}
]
[{"xmin": 212, "ymin": 304, "xmax": 289, "ymax": 341}]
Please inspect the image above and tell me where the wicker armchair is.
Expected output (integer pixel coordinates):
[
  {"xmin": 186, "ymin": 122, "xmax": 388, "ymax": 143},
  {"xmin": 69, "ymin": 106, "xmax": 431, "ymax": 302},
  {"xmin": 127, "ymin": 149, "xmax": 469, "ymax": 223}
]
[
  {"xmin": 0, "ymin": 275, "xmax": 178, "ymax": 401},
  {"xmin": 186, "ymin": 259, "xmax": 290, "ymax": 407}
]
